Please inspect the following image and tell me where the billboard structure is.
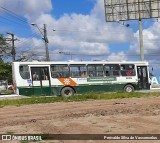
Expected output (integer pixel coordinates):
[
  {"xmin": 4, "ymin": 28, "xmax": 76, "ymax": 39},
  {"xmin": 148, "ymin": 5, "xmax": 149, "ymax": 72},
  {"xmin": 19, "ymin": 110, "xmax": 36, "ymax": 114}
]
[
  {"xmin": 104, "ymin": 0, "xmax": 160, "ymax": 22},
  {"xmin": 104, "ymin": 0, "xmax": 160, "ymax": 61}
]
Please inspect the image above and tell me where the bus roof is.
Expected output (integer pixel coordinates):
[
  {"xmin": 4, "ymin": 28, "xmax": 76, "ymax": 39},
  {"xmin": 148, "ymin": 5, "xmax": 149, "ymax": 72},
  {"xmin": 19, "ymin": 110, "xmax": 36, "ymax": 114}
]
[{"xmin": 12, "ymin": 61, "xmax": 149, "ymax": 65}]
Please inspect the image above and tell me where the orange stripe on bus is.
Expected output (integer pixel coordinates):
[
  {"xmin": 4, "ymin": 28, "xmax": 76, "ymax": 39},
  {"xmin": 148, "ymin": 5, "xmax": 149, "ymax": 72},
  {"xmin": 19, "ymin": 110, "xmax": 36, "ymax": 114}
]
[{"xmin": 58, "ymin": 78, "xmax": 77, "ymax": 86}]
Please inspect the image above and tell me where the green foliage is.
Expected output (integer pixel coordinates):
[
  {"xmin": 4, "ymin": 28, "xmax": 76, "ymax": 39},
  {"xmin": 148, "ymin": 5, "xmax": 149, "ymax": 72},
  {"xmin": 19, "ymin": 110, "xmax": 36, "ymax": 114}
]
[
  {"xmin": 0, "ymin": 92, "xmax": 160, "ymax": 107},
  {"xmin": 0, "ymin": 61, "xmax": 12, "ymax": 82},
  {"xmin": 0, "ymin": 34, "xmax": 12, "ymax": 82}
]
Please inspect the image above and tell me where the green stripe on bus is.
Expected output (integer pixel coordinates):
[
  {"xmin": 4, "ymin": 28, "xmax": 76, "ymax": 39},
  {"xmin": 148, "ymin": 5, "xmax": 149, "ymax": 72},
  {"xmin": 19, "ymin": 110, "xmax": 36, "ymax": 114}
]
[
  {"xmin": 87, "ymin": 77, "xmax": 117, "ymax": 82},
  {"xmin": 18, "ymin": 83, "xmax": 139, "ymax": 96}
]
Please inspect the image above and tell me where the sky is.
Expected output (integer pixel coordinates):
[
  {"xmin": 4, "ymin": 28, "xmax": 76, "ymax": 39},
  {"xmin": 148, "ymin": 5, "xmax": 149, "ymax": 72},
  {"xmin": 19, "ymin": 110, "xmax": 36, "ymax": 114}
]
[{"xmin": 0, "ymin": 0, "xmax": 160, "ymax": 76}]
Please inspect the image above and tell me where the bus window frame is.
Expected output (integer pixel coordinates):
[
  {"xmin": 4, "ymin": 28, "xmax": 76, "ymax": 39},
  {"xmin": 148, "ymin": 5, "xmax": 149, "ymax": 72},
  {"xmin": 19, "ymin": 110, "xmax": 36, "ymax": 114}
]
[
  {"xmin": 50, "ymin": 64, "xmax": 69, "ymax": 78},
  {"xmin": 120, "ymin": 64, "xmax": 135, "ymax": 76},
  {"xmin": 87, "ymin": 64, "xmax": 104, "ymax": 77},
  {"xmin": 69, "ymin": 64, "xmax": 87, "ymax": 78},
  {"xmin": 104, "ymin": 64, "xmax": 120, "ymax": 77}
]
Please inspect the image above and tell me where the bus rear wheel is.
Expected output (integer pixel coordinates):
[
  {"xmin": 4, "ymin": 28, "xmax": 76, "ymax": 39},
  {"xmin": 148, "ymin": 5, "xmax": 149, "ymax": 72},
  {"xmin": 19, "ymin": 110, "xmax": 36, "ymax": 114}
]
[
  {"xmin": 61, "ymin": 87, "xmax": 74, "ymax": 96},
  {"xmin": 124, "ymin": 85, "xmax": 134, "ymax": 92}
]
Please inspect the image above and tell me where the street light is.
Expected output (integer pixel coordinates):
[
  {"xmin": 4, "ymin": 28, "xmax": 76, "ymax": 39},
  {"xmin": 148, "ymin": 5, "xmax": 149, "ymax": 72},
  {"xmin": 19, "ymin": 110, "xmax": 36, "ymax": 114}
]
[
  {"xmin": 31, "ymin": 23, "xmax": 50, "ymax": 61},
  {"xmin": 117, "ymin": 21, "xmax": 130, "ymax": 27}
]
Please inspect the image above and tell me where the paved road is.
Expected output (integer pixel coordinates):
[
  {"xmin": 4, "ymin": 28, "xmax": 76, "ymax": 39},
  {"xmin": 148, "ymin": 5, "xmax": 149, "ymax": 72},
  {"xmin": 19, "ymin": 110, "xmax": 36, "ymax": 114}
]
[
  {"xmin": 139, "ymin": 88, "xmax": 160, "ymax": 92},
  {"xmin": 0, "ymin": 94, "xmax": 29, "ymax": 100}
]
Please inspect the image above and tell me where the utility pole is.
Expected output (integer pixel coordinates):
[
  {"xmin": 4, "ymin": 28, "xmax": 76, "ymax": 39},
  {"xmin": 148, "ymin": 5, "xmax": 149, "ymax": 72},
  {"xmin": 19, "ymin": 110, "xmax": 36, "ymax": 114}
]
[
  {"xmin": 138, "ymin": 0, "xmax": 144, "ymax": 61},
  {"xmin": 43, "ymin": 24, "xmax": 50, "ymax": 61},
  {"xmin": 7, "ymin": 32, "xmax": 17, "ymax": 62},
  {"xmin": 31, "ymin": 23, "xmax": 50, "ymax": 61},
  {"xmin": 138, "ymin": 19, "xmax": 144, "ymax": 61}
]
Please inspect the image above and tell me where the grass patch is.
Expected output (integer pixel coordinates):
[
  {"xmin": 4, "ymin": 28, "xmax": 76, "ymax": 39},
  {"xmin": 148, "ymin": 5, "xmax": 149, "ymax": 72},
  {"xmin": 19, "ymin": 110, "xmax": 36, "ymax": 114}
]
[
  {"xmin": 0, "ymin": 90, "xmax": 12, "ymax": 95},
  {"xmin": 19, "ymin": 141, "xmax": 30, "ymax": 143},
  {"xmin": 0, "ymin": 92, "xmax": 160, "ymax": 107},
  {"xmin": 5, "ymin": 131, "xmax": 15, "ymax": 134}
]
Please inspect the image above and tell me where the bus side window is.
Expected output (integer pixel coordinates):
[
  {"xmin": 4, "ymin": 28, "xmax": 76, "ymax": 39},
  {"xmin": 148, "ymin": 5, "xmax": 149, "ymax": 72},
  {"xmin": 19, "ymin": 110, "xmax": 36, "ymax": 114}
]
[
  {"xmin": 88, "ymin": 72, "xmax": 94, "ymax": 77},
  {"xmin": 121, "ymin": 70, "xmax": 127, "ymax": 76},
  {"xmin": 70, "ymin": 65, "xmax": 87, "ymax": 78},
  {"xmin": 51, "ymin": 72, "xmax": 61, "ymax": 78},
  {"xmin": 51, "ymin": 65, "xmax": 69, "ymax": 78},
  {"xmin": 113, "ymin": 71, "xmax": 119, "ymax": 76},
  {"xmin": 87, "ymin": 64, "xmax": 103, "ymax": 77},
  {"xmin": 81, "ymin": 71, "xmax": 87, "ymax": 77},
  {"xmin": 104, "ymin": 64, "xmax": 120, "ymax": 77},
  {"xmin": 106, "ymin": 71, "xmax": 110, "ymax": 76},
  {"xmin": 19, "ymin": 65, "xmax": 30, "ymax": 79},
  {"xmin": 120, "ymin": 64, "xmax": 135, "ymax": 76}
]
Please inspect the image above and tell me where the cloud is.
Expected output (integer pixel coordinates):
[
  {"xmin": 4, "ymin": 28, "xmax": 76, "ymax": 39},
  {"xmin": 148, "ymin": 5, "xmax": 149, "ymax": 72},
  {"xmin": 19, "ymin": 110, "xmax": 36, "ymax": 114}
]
[
  {"xmin": 90, "ymin": 0, "xmax": 105, "ymax": 20},
  {"xmin": 0, "ymin": 0, "xmax": 134, "ymax": 61},
  {"xmin": 15, "ymin": 37, "xmax": 44, "ymax": 59},
  {"xmin": 128, "ymin": 21, "xmax": 160, "ymax": 76},
  {"xmin": 129, "ymin": 22, "xmax": 160, "ymax": 59},
  {"xmin": 31, "ymin": 0, "xmax": 133, "ymax": 60},
  {"xmin": 107, "ymin": 52, "xmax": 127, "ymax": 61},
  {"xmin": 0, "ymin": 0, "xmax": 52, "ymax": 19}
]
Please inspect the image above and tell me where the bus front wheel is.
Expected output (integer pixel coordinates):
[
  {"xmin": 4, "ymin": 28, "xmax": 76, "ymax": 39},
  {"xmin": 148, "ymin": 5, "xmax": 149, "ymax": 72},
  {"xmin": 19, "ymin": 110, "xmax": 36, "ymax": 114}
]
[
  {"xmin": 61, "ymin": 87, "xmax": 74, "ymax": 96},
  {"xmin": 124, "ymin": 85, "xmax": 134, "ymax": 92}
]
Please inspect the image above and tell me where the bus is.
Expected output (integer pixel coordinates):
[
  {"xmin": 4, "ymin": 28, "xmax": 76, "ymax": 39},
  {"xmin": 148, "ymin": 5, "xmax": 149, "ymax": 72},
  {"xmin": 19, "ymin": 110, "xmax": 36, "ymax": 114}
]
[{"xmin": 12, "ymin": 61, "xmax": 151, "ymax": 96}]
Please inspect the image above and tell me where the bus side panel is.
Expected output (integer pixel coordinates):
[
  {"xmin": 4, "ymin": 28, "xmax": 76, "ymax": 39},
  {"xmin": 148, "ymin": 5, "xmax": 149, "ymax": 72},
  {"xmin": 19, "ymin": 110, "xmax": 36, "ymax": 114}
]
[
  {"xmin": 75, "ymin": 84, "xmax": 125, "ymax": 94},
  {"xmin": 51, "ymin": 86, "xmax": 61, "ymax": 95},
  {"xmin": 18, "ymin": 87, "xmax": 33, "ymax": 96},
  {"xmin": 17, "ymin": 86, "xmax": 53, "ymax": 96}
]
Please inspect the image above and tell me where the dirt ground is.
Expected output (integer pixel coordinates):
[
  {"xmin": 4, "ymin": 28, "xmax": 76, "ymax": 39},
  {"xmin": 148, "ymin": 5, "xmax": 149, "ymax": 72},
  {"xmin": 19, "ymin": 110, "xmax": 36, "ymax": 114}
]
[{"xmin": 0, "ymin": 96, "xmax": 160, "ymax": 143}]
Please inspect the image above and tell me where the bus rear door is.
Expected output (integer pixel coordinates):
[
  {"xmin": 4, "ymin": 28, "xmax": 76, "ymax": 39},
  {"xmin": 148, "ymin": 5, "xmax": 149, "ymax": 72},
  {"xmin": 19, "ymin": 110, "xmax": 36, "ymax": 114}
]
[{"xmin": 137, "ymin": 66, "xmax": 150, "ymax": 90}]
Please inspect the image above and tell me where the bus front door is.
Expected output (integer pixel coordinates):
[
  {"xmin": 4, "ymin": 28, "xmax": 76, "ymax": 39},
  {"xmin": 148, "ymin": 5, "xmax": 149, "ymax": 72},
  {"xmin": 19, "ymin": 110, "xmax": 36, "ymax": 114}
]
[
  {"xmin": 31, "ymin": 67, "xmax": 51, "ymax": 95},
  {"xmin": 137, "ymin": 66, "xmax": 150, "ymax": 90}
]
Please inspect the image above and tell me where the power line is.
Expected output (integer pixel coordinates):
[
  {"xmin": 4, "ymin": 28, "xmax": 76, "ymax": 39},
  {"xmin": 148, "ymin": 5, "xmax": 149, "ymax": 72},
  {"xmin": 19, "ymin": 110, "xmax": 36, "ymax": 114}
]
[
  {"xmin": 0, "ymin": 6, "xmax": 28, "ymax": 24},
  {"xmin": 0, "ymin": 15, "xmax": 28, "ymax": 27},
  {"xmin": 43, "ymin": 51, "xmax": 160, "ymax": 57},
  {"xmin": 15, "ymin": 32, "xmax": 41, "ymax": 45},
  {"xmin": 0, "ymin": 7, "xmax": 30, "ymax": 31}
]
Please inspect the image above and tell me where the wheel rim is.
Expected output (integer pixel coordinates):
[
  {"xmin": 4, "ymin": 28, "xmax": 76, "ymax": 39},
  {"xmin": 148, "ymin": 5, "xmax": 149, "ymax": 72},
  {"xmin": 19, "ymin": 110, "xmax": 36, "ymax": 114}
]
[
  {"xmin": 64, "ymin": 90, "xmax": 72, "ymax": 96},
  {"xmin": 126, "ymin": 87, "xmax": 133, "ymax": 92}
]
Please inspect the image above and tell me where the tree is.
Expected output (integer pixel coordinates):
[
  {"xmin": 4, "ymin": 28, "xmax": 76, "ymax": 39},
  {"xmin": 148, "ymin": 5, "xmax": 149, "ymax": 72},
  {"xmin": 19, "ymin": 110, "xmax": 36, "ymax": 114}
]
[
  {"xmin": 0, "ymin": 34, "xmax": 12, "ymax": 83},
  {"xmin": 0, "ymin": 34, "xmax": 11, "ymax": 60},
  {"xmin": 0, "ymin": 60, "xmax": 12, "ymax": 83}
]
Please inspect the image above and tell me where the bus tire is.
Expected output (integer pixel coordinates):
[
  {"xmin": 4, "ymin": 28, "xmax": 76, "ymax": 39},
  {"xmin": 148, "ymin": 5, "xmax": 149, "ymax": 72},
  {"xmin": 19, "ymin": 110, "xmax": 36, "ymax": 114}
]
[
  {"xmin": 61, "ymin": 87, "xmax": 74, "ymax": 96},
  {"xmin": 124, "ymin": 84, "xmax": 134, "ymax": 92}
]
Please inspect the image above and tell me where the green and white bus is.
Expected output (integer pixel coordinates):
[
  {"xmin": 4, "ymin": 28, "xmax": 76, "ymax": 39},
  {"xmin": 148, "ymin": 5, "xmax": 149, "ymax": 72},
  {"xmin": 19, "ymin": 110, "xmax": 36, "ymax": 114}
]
[{"xmin": 12, "ymin": 61, "xmax": 151, "ymax": 96}]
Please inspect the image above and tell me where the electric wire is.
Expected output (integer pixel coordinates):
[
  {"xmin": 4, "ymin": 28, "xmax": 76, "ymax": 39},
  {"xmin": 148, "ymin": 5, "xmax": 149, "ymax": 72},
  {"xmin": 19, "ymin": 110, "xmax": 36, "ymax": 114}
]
[{"xmin": 0, "ymin": 6, "xmax": 28, "ymax": 24}]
